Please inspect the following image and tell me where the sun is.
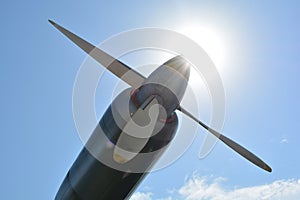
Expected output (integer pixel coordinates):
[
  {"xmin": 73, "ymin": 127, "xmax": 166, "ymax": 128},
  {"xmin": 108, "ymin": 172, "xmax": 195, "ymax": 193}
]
[{"xmin": 178, "ymin": 25, "xmax": 228, "ymax": 72}]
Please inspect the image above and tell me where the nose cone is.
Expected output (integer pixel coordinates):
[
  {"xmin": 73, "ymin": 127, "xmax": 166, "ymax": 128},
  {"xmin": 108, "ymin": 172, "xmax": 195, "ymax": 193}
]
[
  {"xmin": 151, "ymin": 55, "xmax": 191, "ymax": 103},
  {"xmin": 136, "ymin": 56, "xmax": 191, "ymax": 115},
  {"xmin": 162, "ymin": 55, "xmax": 191, "ymax": 81}
]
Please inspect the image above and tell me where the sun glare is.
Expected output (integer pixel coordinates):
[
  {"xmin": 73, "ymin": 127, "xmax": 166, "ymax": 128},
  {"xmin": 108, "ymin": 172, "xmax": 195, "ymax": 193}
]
[
  {"xmin": 178, "ymin": 25, "xmax": 227, "ymax": 71},
  {"xmin": 175, "ymin": 24, "xmax": 232, "ymax": 91}
]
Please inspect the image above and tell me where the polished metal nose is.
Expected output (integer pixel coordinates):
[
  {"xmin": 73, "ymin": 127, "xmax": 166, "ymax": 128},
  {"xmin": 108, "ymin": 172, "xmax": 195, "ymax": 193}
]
[
  {"xmin": 162, "ymin": 55, "xmax": 191, "ymax": 82},
  {"xmin": 136, "ymin": 55, "xmax": 191, "ymax": 115}
]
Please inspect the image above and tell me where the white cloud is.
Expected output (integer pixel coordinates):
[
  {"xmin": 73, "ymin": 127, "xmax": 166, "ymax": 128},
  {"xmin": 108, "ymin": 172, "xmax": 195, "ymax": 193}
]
[
  {"xmin": 179, "ymin": 176, "xmax": 300, "ymax": 200},
  {"xmin": 178, "ymin": 176, "xmax": 226, "ymax": 199},
  {"xmin": 131, "ymin": 176, "xmax": 300, "ymax": 200},
  {"xmin": 130, "ymin": 192, "xmax": 152, "ymax": 200},
  {"xmin": 157, "ymin": 197, "xmax": 173, "ymax": 200},
  {"xmin": 280, "ymin": 138, "xmax": 288, "ymax": 144}
]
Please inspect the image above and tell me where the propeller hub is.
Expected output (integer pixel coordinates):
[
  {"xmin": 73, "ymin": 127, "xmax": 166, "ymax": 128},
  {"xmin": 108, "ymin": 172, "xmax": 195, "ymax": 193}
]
[{"xmin": 133, "ymin": 56, "xmax": 191, "ymax": 116}]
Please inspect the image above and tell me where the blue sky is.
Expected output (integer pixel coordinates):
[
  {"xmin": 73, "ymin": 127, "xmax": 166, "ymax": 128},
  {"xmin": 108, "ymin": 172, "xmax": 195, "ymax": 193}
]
[{"xmin": 1, "ymin": 1, "xmax": 300, "ymax": 199}]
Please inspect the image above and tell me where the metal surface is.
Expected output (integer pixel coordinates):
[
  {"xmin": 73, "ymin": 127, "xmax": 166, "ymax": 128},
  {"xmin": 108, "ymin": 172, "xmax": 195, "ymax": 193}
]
[{"xmin": 55, "ymin": 89, "xmax": 179, "ymax": 200}]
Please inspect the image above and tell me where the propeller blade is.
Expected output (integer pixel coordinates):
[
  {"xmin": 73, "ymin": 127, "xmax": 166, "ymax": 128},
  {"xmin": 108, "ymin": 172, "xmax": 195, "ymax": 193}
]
[
  {"xmin": 48, "ymin": 20, "xmax": 146, "ymax": 88},
  {"xmin": 177, "ymin": 106, "xmax": 272, "ymax": 172}
]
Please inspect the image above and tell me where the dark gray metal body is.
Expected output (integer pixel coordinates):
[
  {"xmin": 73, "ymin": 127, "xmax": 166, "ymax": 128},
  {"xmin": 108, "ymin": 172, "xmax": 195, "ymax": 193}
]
[
  {"xmin": 54, "ymin": 48, "xmax": 190, "ymax": 200},
  {"xmin": 55, "ymin": 87, "xmax": 180, "ymax": 200}
]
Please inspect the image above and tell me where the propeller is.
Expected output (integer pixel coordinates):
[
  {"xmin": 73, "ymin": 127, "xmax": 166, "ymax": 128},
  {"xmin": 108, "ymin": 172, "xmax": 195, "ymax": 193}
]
[
  {"xmin": 48, "ymin": 20, "xmax": 145, "ymax": 88},
  {"xmin": 178, "ymin": 106, "xmax": 272, "ymax": 172},
  {"xmin": 49, "ymin": 20, "xmax": 271, "ymax": 172}
]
